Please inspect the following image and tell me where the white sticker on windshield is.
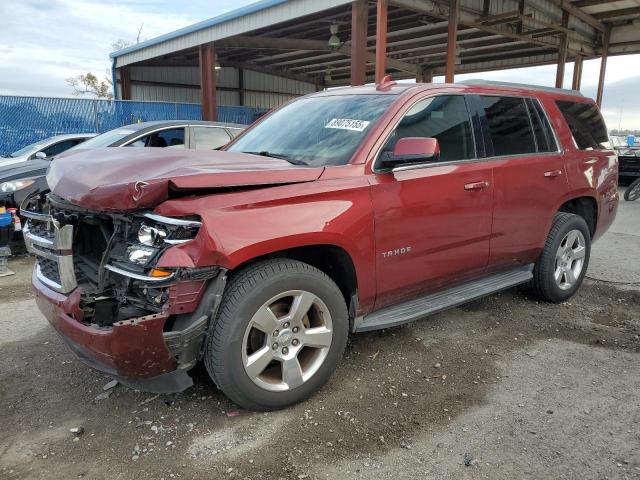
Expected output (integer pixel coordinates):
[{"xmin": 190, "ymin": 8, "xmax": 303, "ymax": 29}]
[{"xmin": 325, "ymin": 118, "xmax": 371, "ymax": 132}]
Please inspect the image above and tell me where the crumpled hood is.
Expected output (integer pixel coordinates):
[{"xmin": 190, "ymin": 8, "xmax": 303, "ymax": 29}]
[{"xmin": 47, "ymin": 148, "xmax": 324, "ymax": 211}]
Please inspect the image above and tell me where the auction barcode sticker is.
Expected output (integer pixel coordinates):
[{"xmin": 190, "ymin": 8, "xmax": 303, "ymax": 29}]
[{"xmin": 325, "ymin": 118, "xmax": 371, "ymax": 132}]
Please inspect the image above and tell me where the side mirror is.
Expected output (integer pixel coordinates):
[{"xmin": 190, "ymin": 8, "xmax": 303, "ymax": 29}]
[
  {"xmin": 34, "ymin": 151, "xmax": 47, "ymax": 159},
  {"xmin": 380, "ymin": 137, "xmax": 440, "ymax": 170}
]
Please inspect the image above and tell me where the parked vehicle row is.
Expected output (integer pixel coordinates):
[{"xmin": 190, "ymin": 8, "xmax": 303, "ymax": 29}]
[
  {"xmin": 0, "ymin": 121, "xmax": 245, "ymax": 224},
  {"xmin": 21, "ymin": 79, "xmax": 618, "ymax": 410}
]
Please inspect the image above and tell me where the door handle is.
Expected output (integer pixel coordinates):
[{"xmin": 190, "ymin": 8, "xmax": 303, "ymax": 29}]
[
  {"xmin": 464, "ymin": 181, "xmax": 490, "ymax": 191},
  {"xmin": 544, "ymin": 169, "xmax": 563, "ymax": 178}
]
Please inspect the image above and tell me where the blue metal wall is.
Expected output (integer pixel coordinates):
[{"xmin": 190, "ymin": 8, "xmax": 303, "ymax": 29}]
[{"xmin": 0, "ymin": 96, "xmax": 266, "ymax": 156}]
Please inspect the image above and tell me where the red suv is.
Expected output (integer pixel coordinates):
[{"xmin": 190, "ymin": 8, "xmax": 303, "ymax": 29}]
[{"xmin": 23, "ymin": 80, "xmax": 618, "ymax": 410}]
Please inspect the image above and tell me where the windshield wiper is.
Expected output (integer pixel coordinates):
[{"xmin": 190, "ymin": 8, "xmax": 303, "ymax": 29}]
[{"xmin": 243, "ymin": 151, "xmax": 309, "ymax": 166}]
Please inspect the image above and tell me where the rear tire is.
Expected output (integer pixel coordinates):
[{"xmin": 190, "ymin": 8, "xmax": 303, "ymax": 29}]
[
  {"xmin": 529, "ymin": 213, "xmax": 591, "ymax": 303},
  {"xmin": 204, "ymin": 258, "xmax": 348, "ymax": 411},
  {"xmin": 624, "ymin": 178, "xmax": 640, "ymax": 201}
]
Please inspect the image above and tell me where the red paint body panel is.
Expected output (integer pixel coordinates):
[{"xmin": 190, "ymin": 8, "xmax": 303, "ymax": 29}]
[
  {"xmin": 47, "ymin": 148, "xmax": 324, "ymax": 211},
  {"xmin": 33, "ymin": 82, "xmax": 618, "ymax": 384},
  {"xmin": 32, "ymin": 270, "xmax": 176, "ymax": 379}
]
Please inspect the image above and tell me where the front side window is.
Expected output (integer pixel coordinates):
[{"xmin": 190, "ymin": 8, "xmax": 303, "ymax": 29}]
[
  {"xmin": 192, "ymin": 127, "xmax": 231, "ymax": 150},
  {"xmin": 42, "ymin": 139, "xmax": 76, "ymax": 158},
  {"xmin": 71, "ymin": 129, "xmax": 136, "ymax": 150},
  {"xmin": 227, "ymin": 94, "xmax": 396, "ymax": 166},
  {"xmin": 481, "ymin": 96, "xmax": 537, "ymax": 156},
  {"xmin": 555, "ymin": 100, "xmax": 609, "ymax": 150},
  {"xmin": 127, "ymin": 128, "xmax": 185, "ymax": 148},
  {"xmin": 381, "ymin": 95, "xmax": 475, "ymax": 162}
]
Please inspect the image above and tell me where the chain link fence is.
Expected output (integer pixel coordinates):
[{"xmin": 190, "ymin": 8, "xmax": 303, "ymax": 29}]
[{"xmin": 0, "ymin": 96, "xmax": 267, "ymax": 156}]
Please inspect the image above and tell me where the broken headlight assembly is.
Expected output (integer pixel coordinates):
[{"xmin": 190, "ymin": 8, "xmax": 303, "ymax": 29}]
[{"xmin": 125, "ymin": 213, "xmax": 202, "ymax": 268}]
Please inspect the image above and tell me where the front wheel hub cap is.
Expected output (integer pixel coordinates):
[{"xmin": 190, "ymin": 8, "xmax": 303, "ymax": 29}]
[{"xmin": 241, "ymin": 290, "xmax": 334, "ymax": 392}]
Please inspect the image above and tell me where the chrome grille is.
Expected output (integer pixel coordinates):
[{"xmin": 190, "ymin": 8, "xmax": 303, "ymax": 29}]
[{"xmin": 22, "ymin": 207, "xmax": 77, "ymax": 294}]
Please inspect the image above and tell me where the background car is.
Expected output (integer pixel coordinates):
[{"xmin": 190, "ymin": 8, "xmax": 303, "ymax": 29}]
[
  {"xmin": 66, "ymin": 120, "xmax": 245, "ymax": 153},
  {"xmin": 0, "ymin": 120, "xmax": 246, "ymax": 231},
  {"xmin": 0, "ymin": 133, "xmax": 96, "ymax": 167},
  {"xmin": 611, "ymin": 136, "xmax": 640, "ymax": 183}
]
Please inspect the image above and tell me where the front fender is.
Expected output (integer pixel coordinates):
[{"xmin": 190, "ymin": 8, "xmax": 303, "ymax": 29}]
[{"xmin": 154, "ymin": 173, "xmax": 377, "ymax": 310}]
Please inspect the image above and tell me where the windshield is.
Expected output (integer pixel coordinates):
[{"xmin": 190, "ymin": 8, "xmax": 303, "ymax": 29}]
[
  {"xmin": 70, "ymin": 128, "xmax": 135, "ymax": 150},
  {"xmin": 6, "ymin": 141, "xmax": 45, "ymax": 158},
  {"xmin": 227, "ymin": 94, "xmax": 396, "ymax": 166}
]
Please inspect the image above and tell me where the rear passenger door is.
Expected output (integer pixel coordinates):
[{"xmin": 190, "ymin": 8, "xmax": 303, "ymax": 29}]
[{"xmin": 474, "ymin": 95, "xmax": 569, "ymax": 269}]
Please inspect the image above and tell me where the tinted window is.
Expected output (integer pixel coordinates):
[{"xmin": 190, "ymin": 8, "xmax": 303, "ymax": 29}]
[
  {"xmin": 227, "ymin": 94, "xmax": 396, "ymax": 166},
  {"xmin": 192, "ymin": 127, "xmax": 231, "ymax": 150},
  {"xmin": 481, "ymin": 96, "xmax": 536, "ymax": 156},
  {"xmin": 42, "ymin": 139, "xmax": 77, "ymax": 157},
  {"xmin": 555, "ymin": 100, "xmax": 609, "ymax": 150},
  {"xmin": 127, "ymin": 128, "xmax": 185, "ymax": 148},
  {"xmin": 382, "ymin": 95, "xmax": 475, "ymax": 162},
  {"xmin": 526, "ymin": 98, "xmax": 557, "ymax": 153},
  {"xmin": 71, "ymin": 129, "xmax": 135, "ymax": 149}
]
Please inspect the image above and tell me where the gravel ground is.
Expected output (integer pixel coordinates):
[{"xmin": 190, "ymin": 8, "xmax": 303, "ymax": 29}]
[{"xmin": 0, "ymin": 193, "xmax": 638, "ymax": 480}]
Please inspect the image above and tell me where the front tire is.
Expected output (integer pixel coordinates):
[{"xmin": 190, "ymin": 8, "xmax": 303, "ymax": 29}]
[
  {"xmin": 204, "ymin": 259, "xmax": 348, "ymax": 411},
  {"xmin": 529, "ymin": 212, "xmax": 591, "ymax": 303}
]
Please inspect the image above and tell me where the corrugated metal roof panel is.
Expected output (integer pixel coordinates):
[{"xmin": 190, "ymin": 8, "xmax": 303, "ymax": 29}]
[{"xmin": 113, "ymin": 0, "xmax": 353, "ymax": 67}]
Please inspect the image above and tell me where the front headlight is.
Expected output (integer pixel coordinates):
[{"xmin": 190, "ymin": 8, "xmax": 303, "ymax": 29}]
[
  {"xmin": 0, "ymin": 179, "xmax": 35, "ymax": 193},
  {"xmin": 138, "ymin": 224, "xmax": 168, "ymax": 246},
  {"xmin": 126, "ymin": 244, "xmax": 157, "ymax": 266}
]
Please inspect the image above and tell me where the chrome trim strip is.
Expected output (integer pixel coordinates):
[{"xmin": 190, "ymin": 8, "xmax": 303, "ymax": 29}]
[
  {"xmin": 164, "ymin": 239, "xmax": 192, "ymax": 245},
  {"xmin": 105, "ymin": 264, "xmax": 176, "ymax": 282},
  {"xmin": 36, "ymin": 264, "xmax": 63, "ymax": 291},
  {"xmin": 20, "ymin": 209, "xmax": 53, "ymax": 222},
  {"xmin": 23, "ymin": 223, "xmax": 55, "ymax": 249},
  {"xmin": 143, "ymin": 213, "xmax": 201, "ymax": 228}
]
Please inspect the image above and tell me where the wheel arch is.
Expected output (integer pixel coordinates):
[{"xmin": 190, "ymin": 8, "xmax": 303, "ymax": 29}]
[
  {"xmin": 557, "ymin": 195, "xmax": 598, "ymax": 237},
  {"xmin": 227, "ymin": 243, "xmax": 360, "ymax": 321}
]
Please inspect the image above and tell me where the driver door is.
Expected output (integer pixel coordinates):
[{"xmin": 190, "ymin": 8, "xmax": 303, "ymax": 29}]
[{"xmin": 370, "ymin": 94, "xmax": 494, "ymax": 309}]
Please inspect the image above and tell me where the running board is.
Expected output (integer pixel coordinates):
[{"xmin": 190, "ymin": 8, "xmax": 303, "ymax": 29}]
[{"xmin": 355, "ymin": 265, "xmax": 533, "ymax": 333}]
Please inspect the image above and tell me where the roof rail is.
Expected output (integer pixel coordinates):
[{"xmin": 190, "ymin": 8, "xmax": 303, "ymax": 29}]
[{"xmin": 459, "ymin": 80, "xmax": 583, "ymax": 97}]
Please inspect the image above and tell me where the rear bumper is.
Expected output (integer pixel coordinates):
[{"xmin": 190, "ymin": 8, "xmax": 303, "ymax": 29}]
[{"xmin": 32, "ymin": 268, "xmax": 202, "ymax": 393}]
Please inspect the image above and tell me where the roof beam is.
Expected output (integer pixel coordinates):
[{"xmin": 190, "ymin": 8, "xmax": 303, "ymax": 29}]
[
  {"xmin": 223, "ymin": 60, "xmax": 322, "ymax": 85},
  {"xmin": 572, "ymin": 0, "xmax": 614, "ymax": 8},
  {"xmin": 390, "ymin": 0, "xmax": 595, "ymax": 55},
  {"xmin": 592, "ymin": 7, "xmax": 640, "ymax": 20},
  {"xmin": 218, "ymin": 35, "xmax": 417, "ymax": 74},
  {"xmin": 551, "ymin": 0, "xmax": 606, "ymax": 32}
]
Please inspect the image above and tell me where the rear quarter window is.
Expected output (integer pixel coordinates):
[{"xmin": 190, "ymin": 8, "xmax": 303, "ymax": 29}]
[{"xmin": 555, "ymin": 100, "xmax": 609, "ymax": 150}]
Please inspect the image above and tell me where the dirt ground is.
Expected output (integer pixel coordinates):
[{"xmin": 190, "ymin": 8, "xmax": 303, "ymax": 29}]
[{"xmin": 1, "ymin": 193, "xmax": 639, "ymax": 480}]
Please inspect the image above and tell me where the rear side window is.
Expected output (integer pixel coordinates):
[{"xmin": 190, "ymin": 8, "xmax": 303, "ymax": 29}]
[
  {"xmin": 555, "ymin": 100, "xmax": 608, "ymax": 150},
  {"xmin": 481, "ymin": 96, "xmax": 536, "ymax": 156},
  {"xmin": 192, "ymin": 127, "xmax": 231, "ymax": 150},
  {"xmin": 526, "ymin": 98, "xmax": 557, "ymax": 153}
]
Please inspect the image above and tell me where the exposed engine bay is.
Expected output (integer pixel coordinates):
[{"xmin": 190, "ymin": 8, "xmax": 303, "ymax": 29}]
[{"xmin": 22, "ymin": 191, "xmax": 218, "ymax": 328}]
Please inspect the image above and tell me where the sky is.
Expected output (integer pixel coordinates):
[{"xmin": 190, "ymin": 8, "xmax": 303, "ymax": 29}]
[{"xmin": 0, "ymin": 0, "xmax": 638, "ymax": 129}]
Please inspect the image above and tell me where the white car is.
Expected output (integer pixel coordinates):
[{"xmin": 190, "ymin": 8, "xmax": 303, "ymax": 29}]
[{"xmin": 0, "ymin": 133, "xmax": 96, "ymax": 166}]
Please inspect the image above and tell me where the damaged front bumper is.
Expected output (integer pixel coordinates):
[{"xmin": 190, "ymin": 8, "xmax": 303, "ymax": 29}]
[
  {"xmin": 24, "ymin": 193, "xmax": 226, "ymax": 393},
  {"xmin": 32, "ymin": 270, "xmax": 225, "ymax": 393}
]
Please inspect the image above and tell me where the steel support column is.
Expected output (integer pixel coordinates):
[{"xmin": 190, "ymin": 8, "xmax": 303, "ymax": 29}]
[
  {"xmin": 375, "ymin": 0, "xmax": 388, "ymax": 84},
  {"xmin": 596, "ymin": 27, "xmax": 611, "ymax": 107},
  {"xmin": 572, "ymin": 56, "xmax": 583, "ymax": 91},
  {"xmin": 417, "ymin": 66, "xmax": 434, "ymax": 83},
  {"xmin": 445, "ymin": 0, "xmax": 460, "ymax": 83},
  {"xmin": 120, "ymin": 67, "xmax": 131, "ymax": 100},
  {"xmin": 351, "ymin": 0, "xmax": 368, "ymax": 86},
  {"xmin": 555, "ymin": 11, "xmax": 569, "ymax": 88},
  {"xmin": 199, "ymin": 43, "xmax": 217, "ymax": 121}
]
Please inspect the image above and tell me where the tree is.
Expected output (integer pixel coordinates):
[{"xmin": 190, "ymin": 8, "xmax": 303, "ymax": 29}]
[{"xmin": 66, "ymin": 72, "xmax": 113, "ymax": 99}]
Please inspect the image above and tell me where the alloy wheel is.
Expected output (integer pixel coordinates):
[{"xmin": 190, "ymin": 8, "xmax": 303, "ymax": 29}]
[
  {"xmin": 241, "ymin": 290, "xmax": 333, "ymax": 392},
  {"xmin": 554, "ymin": 229, "xmax": 587, "ymax": 290}
]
